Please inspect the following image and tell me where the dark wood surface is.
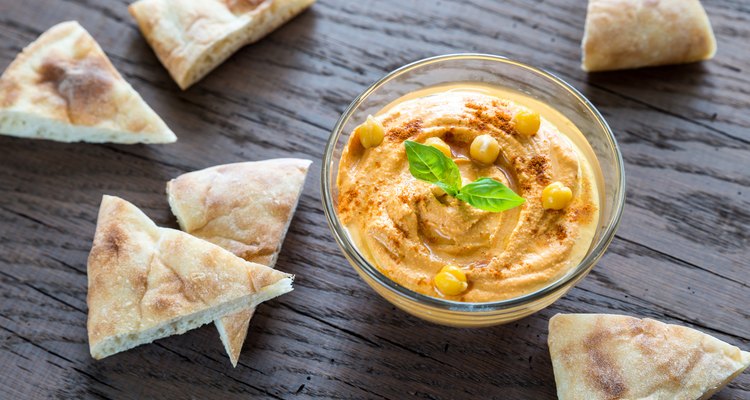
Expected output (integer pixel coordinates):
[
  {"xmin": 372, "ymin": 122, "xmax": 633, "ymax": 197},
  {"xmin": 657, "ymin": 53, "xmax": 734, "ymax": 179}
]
[{"xmin": 0, "ymin": 1, "xmax": 748, "ymax": 399}]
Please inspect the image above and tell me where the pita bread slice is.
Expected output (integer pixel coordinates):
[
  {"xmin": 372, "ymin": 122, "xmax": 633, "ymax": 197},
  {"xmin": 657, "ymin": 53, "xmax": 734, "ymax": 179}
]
[
  {"xmin": 166, "ymin": 158, "xmax": 311, "ymax": 366},
  {"xmin": 581, "ymin": 0, "xmax": 717, "ymax": 72},
  {"xmin": 548, "ymin": 314, "xmax": 750, "ymax": 400},
  {"xmin": 129, "ymin": 0, "xmax": 316, "ymax": 90},
  {"xmin": 87, "ymin": 195, "xmax": 293, "ymax": 360},
  {"xmin": 0, "ymin": 21, "xmax": 176, "ymax": 143}
]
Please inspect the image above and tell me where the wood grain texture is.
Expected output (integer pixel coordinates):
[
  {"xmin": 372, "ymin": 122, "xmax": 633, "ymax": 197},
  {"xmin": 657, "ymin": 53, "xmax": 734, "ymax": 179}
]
[{"xmin": 0, "ymin": 0, "xmax": 748, "ymax": 398}]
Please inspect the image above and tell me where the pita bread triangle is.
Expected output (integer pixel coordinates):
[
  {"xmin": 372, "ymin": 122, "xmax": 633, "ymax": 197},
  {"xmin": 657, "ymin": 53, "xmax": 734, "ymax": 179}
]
[
  {"xmin": 166, "ymin": 158, "xmax": 311, "ymax": 366},
  {"xmin": 87, "ymin": 195, "xmax": 293, "ymax": 360},
  {"xmin": 548, "ymin": 314, "xmax": 750, "ymax": 400},
  {"xmin": 0, "ymin": 21, "xmax": 176, "ymax": 144},
  {"xmin": 581, "ymin": 0, "xmax": 717, "ymax": 71},
  {"xmin": 129, "ymin": 0, "xmax": 316, "ymax": 89}
]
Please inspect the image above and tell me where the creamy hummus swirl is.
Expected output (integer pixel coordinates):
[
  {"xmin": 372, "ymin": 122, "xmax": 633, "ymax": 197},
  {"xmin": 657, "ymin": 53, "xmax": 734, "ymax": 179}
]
[{"xmin": 337, "ymin": 91, "xmax": 599, "ymax": 302}]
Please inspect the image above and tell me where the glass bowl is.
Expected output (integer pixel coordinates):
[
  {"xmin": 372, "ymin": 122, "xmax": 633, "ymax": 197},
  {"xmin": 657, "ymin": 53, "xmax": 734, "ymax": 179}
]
[{"xmin": 321, "ymin": 54, "xmax": 625, "ymax": 327}]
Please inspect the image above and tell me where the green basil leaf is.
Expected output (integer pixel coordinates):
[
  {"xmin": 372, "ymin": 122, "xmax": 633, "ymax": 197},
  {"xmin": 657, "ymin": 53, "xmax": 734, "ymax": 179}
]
[
  {"xmin": 456, "ymin": 177, "xmax": 525, "ymax": 212},
  {"xmin": 404, "ymin": 140, "xmax": 461, "ymax": 196}
]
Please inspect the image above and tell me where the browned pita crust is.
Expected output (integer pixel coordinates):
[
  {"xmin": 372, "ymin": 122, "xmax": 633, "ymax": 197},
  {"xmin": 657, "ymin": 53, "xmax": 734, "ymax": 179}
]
[
  {"xmin": 548, "ymin": 314, "xmax": 750, "ymax": 400},
  {"xmin": 167, "ymin": 159, "xmax": 311, "ymax": 265},
  {"xmin": 87, "ymin": 195, "xmax": 293, "ymax": 359},
  {"xmin": 167, "ymin": 158, "xmax": 310, "ymax": 366},
  {"xmin": 582, "ymin": 0, "xmax": 717, "ymax": 71},
  {"xmin": 0, "ymin": 21, "xmax": 176, "ymax": 143},
  {"xmin": 129, "ymin": 0, "xmax": 316, "ymax": 89}
]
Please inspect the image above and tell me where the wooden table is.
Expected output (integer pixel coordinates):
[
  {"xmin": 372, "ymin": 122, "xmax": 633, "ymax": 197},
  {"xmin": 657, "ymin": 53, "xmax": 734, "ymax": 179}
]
[{"xmin": 0, "ymin": 1, "xmax": 748, "ymax": 398}]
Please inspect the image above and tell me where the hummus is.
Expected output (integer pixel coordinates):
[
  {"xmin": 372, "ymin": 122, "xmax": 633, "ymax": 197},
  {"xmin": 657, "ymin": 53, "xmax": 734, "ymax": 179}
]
[{"xmin": 337, "ymin": 87, "xmax": 600, "ymax": 303}]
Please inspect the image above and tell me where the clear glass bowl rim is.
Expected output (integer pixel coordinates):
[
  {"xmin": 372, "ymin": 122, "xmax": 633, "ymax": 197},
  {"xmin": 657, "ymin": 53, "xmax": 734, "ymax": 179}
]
[{"xmin": 321, "ymin": 53, "xmax": 626, "ymax": 313}]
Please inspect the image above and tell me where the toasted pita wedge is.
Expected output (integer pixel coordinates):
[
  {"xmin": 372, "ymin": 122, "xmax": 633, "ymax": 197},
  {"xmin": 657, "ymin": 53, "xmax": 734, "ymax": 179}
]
[
  {"xmin": 166, "ymin": 158, "xmax": 311, "ymax": 366},
  {"xmin": 87, "ymin": 195, "xmax": 293, "ymax": 360},
  {"xmin": 129, "ymin": 0, "xmax": 315, "ymax": 90},
  {"xmin": 0, "ymin": 21, "xmax": 176, "ymax": 143},
  {"xmin": 548, "ymin": 314, "xmax": 750, "ymax": 400},
  {"xmin": 581, "ymin": 0, "xmax": 717, "ymax": 72}
]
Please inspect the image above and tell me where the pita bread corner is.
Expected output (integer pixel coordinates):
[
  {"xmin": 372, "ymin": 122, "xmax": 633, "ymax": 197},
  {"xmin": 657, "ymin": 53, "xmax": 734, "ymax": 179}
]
[
  {"xmin": 548, "ymin": 314, "xmax": 750, "ymax": 400},
  {"xmin": 129, "ymin": 0, "xmax": 317, "ymax": 90},
  {"xmin": 167, "ymin": 158, "xmax": 312, "ymax": 366},
  {"xmin": 0, "ymin": 21, "xmax": 176, "ymax": 144},
  {"xmin": 581, "ymin": 0, "xmax": 717, "ymax": 72},
  {"xmin": 86, "ymin": 195, "xmax": 290, "ymax": 360},
  {"xmin": 87, "ymin": 159, "xmax": 310, "ymax": 362}
]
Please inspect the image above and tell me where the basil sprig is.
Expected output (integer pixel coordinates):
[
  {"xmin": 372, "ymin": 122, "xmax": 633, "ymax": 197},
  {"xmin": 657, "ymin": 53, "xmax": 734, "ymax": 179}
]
[
  {"xmin": 404, "ymin": 140, "xmax": 462, "ymax": 197},
  {"xmin": 404, "ymin": 140, "xmax": 525, "ymax": 212}
]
